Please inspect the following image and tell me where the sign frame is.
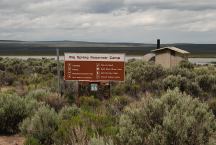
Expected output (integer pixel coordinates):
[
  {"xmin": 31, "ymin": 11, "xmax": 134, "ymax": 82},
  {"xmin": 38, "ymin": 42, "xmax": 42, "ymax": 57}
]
[{"xmin": 64, "ymin": 53, "xmax": 126, "ymax": 82}]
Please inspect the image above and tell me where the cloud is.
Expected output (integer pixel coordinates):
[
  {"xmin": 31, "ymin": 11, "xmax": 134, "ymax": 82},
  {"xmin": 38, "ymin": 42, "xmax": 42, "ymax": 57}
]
[
  {"xmin": 0, "ymin": 0, "xmax": 215, "ymax": 42},
  {"xmin": 125, "ymin": 0, "xmax": 216, "ymax": 11}
]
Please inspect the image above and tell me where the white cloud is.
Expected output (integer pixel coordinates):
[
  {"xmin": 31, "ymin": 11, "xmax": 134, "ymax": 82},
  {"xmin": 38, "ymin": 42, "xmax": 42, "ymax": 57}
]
[{"xmin": 0, "ymin": 0, "xmax": 215, "ymax": 42}]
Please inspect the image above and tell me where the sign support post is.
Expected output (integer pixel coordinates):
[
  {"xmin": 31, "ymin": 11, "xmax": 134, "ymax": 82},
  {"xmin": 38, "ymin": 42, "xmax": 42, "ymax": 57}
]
[{"xmin": 56, "ymin": 48, "xmax": 61, "ymax": 96}]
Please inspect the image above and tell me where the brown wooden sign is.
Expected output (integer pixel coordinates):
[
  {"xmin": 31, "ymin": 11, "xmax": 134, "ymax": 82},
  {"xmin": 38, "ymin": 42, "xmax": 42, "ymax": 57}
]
[{"xmin": 64, "ymin": 53, "xmax": 125, "ymax": 81}]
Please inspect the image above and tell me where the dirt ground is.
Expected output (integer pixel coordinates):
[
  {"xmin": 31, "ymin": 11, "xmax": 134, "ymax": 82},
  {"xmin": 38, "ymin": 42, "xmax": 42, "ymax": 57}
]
[{"xmin": 0, "ymin": 135, "xmax": 25, "ymax": 145}]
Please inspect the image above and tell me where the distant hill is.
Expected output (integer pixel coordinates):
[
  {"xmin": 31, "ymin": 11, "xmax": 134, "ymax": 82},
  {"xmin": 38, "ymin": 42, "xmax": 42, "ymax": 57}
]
[{"xmin": 0, "ymin": 40, "xmax": 215, "ymax": 57}]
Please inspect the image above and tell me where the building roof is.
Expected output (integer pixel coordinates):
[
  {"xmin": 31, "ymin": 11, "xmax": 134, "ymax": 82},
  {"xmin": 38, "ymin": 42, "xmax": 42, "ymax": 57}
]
[
  {"xmin": 143, "ymin": 53, "xmax": 155, "ymax": 61},
  {"xmin": 152, "ymin": 47, "xmax": 190, "ymax": 54}
]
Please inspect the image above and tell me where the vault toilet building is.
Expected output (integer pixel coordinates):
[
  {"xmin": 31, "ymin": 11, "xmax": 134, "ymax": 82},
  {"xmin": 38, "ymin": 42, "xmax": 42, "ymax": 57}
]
[{"xmin": 151, "ymin": 39, "xmax": 190, "ymax": 68}]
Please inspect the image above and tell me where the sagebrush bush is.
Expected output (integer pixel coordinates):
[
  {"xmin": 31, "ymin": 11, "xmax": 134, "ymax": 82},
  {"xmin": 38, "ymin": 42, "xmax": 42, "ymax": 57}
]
[
  {"xmin": 126, "ymin": 60, "xmax": 166, "ymax": 96},
  {"xmin": 163, "ymin": 75, "xmax": 201, "ymax": 97},
  {"xmin": 197, "ymin": 74, "xmax": 216, "ymax": 93},
  {"xmin": 179, "ymin": 60, "xmax": 194, "ymax": 69},
  {"xmin": 53, "ymin": 119, "xmax": 88, "ymax": 145},
  {"xmin": 59, "ymin": 105, "xmax": 80, "ymax": 120},
  {"xmin": 27, "ymin": 89, "xmax": 68, "ymax": 111},
  {"xmin": 54, "ymin": 109, "xmax": 117, "ymax": 145},
  {"xmin": 0, "ymin": 72, "xmax": 16, "ymax": 86},
  {"xmin": 107, "ymin": 96, "xmax": 133, "ymax": 116},
  {"xmin": 208, "ymin": 99, "xmax": 216, "ymax": 117},
  {"xmin": 24, "ymin": 137, "xmax": 42, "ymax": 145},
  {"xmin": 169, "ymin": 67, "xmax": 196, "ymax": 79},
  {"xmin": 26, "ymin": 89, "xmax": 49, "ymax": 101},
  {"xmin": 44, "ymin": 93, "xmax": 68, "ymax": 111},
  {"xmin": 111, "ymin": 83, "xmax": 126, "ymax": 96},
  {"xmin": 20, "ymin": 105, "xmax": 59, "ymax": 145},
  {"xmin": 88, "ymin": 136, "xmax": 114, "ymax": 145},
  {"xmin": 81, "ymin": 111, "xmax": 117, "ymax": 136},
  {"xmin": 79, "ymin": 96, "xmax": 101, "ymax": 111},
  {"xmin": 118, "ymin": 89, "xmax": 216, "ymax": 145},
  {"xmin": 63, "ymin": 81, "xmax": 77, "ymax": 103},
  {"xmin": 0, "ymin": 93, "xmax": 38, "ymax": 134}
]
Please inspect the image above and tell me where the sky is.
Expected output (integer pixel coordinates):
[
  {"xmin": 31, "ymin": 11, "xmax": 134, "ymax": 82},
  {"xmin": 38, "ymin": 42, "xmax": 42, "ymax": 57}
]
[{"xmin": 0, "ymin": 0, "xmax": 216, "ymax": 43}]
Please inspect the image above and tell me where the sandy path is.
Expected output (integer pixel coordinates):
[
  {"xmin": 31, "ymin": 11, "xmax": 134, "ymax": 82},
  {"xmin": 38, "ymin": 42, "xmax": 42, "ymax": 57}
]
[{"xmin": 0, "ymin": 135, "xmax": 25, "ymax": 145}]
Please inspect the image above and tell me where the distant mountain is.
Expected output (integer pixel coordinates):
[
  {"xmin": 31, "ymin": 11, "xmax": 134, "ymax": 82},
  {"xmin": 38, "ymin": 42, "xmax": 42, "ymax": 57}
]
[
  {"xmin": 0, "ymin": 40, "xmax": 149, "ymax": 47},
  {"xmin": 0, "ymin": 40, "xmax": 215, "ymax": 57}
]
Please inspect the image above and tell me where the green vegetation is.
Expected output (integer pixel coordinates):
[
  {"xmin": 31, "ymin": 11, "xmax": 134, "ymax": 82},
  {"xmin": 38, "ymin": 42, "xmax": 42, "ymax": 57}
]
[
  {"xmin": 118, "ymin": 89, "xmax": 216, "ymax": 145},
  {"xmin": 20, "ymin": 105, "xmax": 59, "ymax": 145},
  {"xmin": 0, "ymin": 57, "xmax": 216, "ymax": 145},
  {"xmin": 0, "ymin": 93, "xmax": 38, "ymax": 134}
]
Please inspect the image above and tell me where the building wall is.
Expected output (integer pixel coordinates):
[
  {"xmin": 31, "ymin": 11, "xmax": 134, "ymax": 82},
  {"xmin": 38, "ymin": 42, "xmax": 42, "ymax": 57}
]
[
  {"xmin": 155, "ymin": 50, "xmax": 188, "ymax": 68},
  {"xmin": 155, "ymin": 50, "xmax": 171, "ymax": 68},
  {"xmin": 170, "ymin": 52, "xmax": 185, "ymax": 67}
]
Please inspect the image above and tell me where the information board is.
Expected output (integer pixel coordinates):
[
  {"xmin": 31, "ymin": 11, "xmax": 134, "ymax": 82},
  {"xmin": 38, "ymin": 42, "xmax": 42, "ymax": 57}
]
[{"xmin": 64, "ymin": 53, "xmax": 125, "ymax": 81}]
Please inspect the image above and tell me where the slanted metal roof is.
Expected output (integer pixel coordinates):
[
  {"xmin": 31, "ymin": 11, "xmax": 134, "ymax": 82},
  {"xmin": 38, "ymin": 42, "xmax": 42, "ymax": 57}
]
[{"xmin": 152, "ymin": 47, "xmax": 190, "ymax": 54}]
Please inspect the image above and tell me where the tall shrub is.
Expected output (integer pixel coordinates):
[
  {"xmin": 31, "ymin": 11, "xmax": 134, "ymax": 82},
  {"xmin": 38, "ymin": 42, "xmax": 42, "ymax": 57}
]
[
  {"xmin": 118, "ymin": 89, "xmax": 216, "ymax": 145},
  {"xmin": 20, "ymin": 105, "xmax": 59, "ymax": 145},
  {"xmin": 0, "ymin": 93, "xmax": 38, "ymax": 134}
]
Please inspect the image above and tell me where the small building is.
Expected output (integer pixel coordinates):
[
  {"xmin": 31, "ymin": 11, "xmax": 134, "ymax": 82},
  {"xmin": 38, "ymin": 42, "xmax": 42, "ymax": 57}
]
[{"xmin": 152, "ymin": 47, "xmax": 190, "ymax": 68}]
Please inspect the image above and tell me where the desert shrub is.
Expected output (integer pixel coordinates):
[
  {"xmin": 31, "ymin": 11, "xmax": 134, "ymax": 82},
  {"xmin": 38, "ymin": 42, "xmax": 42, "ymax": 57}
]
[
  {"xmin": 12, "ymin": 63, "xmax": 26, "ymax": 75},
  {"xmin": 28, "ymin": 74, "xmax": 47, "ymax": 88},
  {"xmin": 195, "ymin": 67, "xmax": 211, "ymax": 75},
  {"xmin": 212, "ymin": 85, "xmax": 216, "ymax": 96},
  {"xmin": 169, "ymin": 67, "xmax": 195, "ymax": 79},
  {"xmin": 79, "ymin": 96, "xmax": 101, "ymax": 111},
  {"xmin": 197, "ymin": 75, "xmax": 216, "ymax": 93},
  {"xmin": 24, "ymin": 137, "xmax": 42, "ymax": 145},
  {"xmin": 54, "ymin": 125, "xmax": 88, "ymax": 145},
  {"xmin": 0, "ymin": 62, "xmax": 5, "ymax": 71},
  {"xmin": 126, "ymin": 60, "xmax": 165, "ymax": 82},
  {"xmin": 208, "ymin": 99, "xmax": 216, "ymax": 117},
  {"xmin": 186, "ymin": 82, "xmax": 202, "ymax": 97},
  {"xmin": 43, "ymin": 93, "xmax": 68, "ymax": 111},
  {"xmin": 0, "ymin": 72, "xmax": 16, "ymax": 86},
  {"xmin": 126, "ymin": 60, "xmax": 166, "ymax": 95},
  {"xmin": 20, "ymin": 105, "xmax": 59, "ymax": 145},
  {"xmin": 27, "ymin": 90, "xmax": 68, "ymax": 111},
  {"xmin": 54, "ymin": 111, "xmax": 117, "ymax": 145},
  {"xmin": 163, "ymin": 75, "xmax": 189, "ymax": 91},
  {"xmin": 24, "ymin": 98, "xmax": 40, "ymax": 115},
  {"xmin": 124, "ymin": 83, "xmax": 141, "ymax": 98},
  {"xmin": 88, "ymin": 136, "xmax": 114, "ymax": 145},
  {"xmin": 112, "ymin": 83, "xmax": 126, "ymax": 96},
  {"xmin": 195, "ymin": 66, "xmax": 216, "ymax": 76},
  {"xmin": 59, "ymin": 105, "xmax": 80, "ymax": 120},
  {"xmin": 163, "ymin": 75, "xmax": 201, "ymax": 97},
  {"xmin": 26, "ymin": 89, "xmax": 50, "ymax": 101},
  {"xmin": 53, "ymin": 117, "xmax": 88, "ymax": 145},
  {"xmin": 54, "ymin": 108, "xmax": 117, "ymax": 145},
  {"xmin": 63, "ymin": 81, "xmax": 77, "ymax": 103},
  {"xmin": 179, "ymin": 60, "xmax": 194, "ymax": 69},
  {"xmin": 1, "ymin": 59, "xmax": 27, "ymax": 75},
  {"xmin": 118, "ymin": 89, "xmax": 216, "ymax": 145},
  {"xmin": 0, "ymin": 93, "xmax": 38, "ymax": 134},
  {"xmin": 33, "ymin": 66, "xmax": 43, "ymax": 74},
  {"xmin": 81, "ymin": 111, "xmax": 117, "ymax": 136},
  {"xmin": 107, "ymin": 96, "xmax": 133, "ymax": 116}
]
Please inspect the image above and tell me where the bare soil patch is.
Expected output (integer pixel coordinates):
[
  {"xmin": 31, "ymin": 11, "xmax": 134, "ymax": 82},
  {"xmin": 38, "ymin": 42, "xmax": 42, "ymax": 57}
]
[{"xmin": 0, "ymin": 135, "xmax": 25, "ymax": 145}]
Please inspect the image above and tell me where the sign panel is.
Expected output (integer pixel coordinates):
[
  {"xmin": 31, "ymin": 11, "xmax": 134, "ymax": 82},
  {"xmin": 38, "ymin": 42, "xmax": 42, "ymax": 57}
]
[{"xmin": 64, "ymin": 53, "xmax": 125, "ymax": 81}]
